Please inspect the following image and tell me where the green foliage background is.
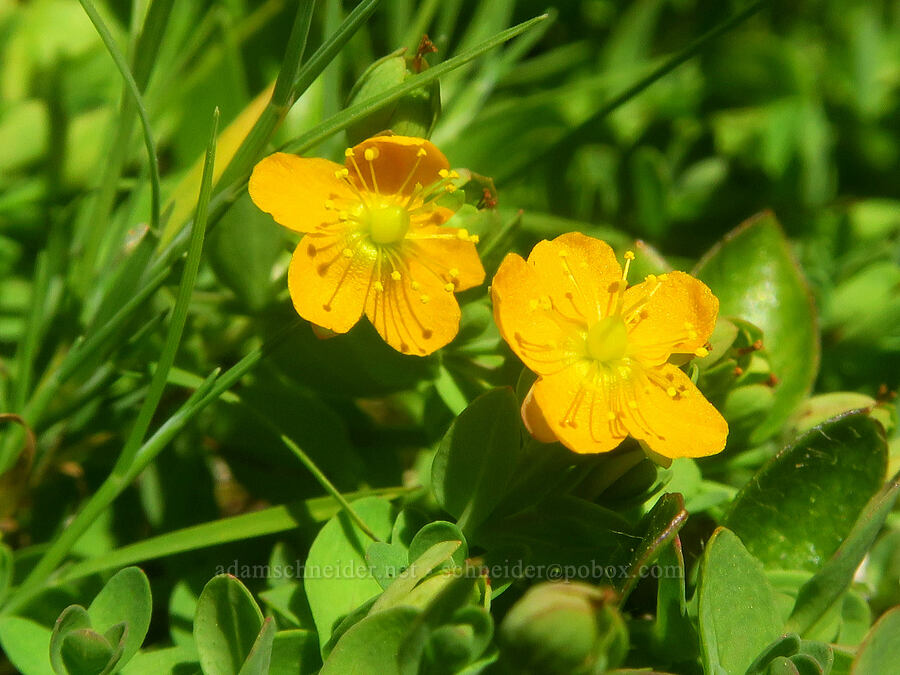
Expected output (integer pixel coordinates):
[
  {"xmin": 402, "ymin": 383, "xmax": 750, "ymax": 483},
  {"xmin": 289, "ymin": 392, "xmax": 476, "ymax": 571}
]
[{"xmin": 0, "ymin": 0, "xmax": 899, "ymax": 673}]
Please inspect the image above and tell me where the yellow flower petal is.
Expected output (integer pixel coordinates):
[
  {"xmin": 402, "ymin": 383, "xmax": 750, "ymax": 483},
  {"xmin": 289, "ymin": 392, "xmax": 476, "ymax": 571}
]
[
  {"xmin": 249, "ymin": 153, "xmax": 353, "ymax": 233},
  {"xmin": 365, "ymin": 250, "xmax": 462, "ymax": 355},
  {"xmin": 492, "ymin": 252, "xmax": 580, "ymax": 376},
  {"xmin": 407, "ymin": 225, "xmax": 485, "ymax": 292},
  {"xmin": 521, "ymin": 384, "xmax": 559, "ymax": 443},
  {"xmin": 624, "ymin": 271, "xmax": 719, "ymax": 365},
  {"xmin": 349, "ymin": 135, "xmax": 449, "ymax": 196},
  {"xmin": 526, "ymin": 232, "xmax": 623, "ymax": 324},
  {"xmin": 287, "ymin": 234, "xmax": 375, "ymax": 333},
  {"xmin": 621, "ymin": 364, "xmax": 728, "ymax": 458},
  {"xmin": 532, "ymin": 365, "xmax": 628, "ymax": 454}
]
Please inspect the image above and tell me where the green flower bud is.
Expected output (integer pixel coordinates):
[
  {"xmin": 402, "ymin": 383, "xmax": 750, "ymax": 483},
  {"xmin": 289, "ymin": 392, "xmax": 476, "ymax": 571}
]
[
  {"xmin": 345, "ymin": 48, "xmax": 441, "ymax": 146},
  {"xmin": 696, "ymin": 317, "xmax": 779, "ymax": 445},
  {"xmin": 499, "ymin": 582, "xmax": 627, "ymax": 674}
]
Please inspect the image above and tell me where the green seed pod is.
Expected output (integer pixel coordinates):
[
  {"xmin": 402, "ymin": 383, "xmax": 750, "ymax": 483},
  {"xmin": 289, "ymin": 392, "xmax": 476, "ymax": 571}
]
[
  {"xmin": 345, "ymin": 49, "xmax": 441, "ymax": 146},
  {"xmin": 499, "ymin": 582, "xmax": 627, "ymax": 674}
]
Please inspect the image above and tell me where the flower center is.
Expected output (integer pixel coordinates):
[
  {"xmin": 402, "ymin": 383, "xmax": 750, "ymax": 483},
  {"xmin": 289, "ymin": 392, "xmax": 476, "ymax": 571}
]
[
  {"xmin": 364, "ymin": 204, "xmax": 410, "ymax": 245},
  {"xmin": 586, "ymin": 316, "xmax": 628, "ymax": 363}
]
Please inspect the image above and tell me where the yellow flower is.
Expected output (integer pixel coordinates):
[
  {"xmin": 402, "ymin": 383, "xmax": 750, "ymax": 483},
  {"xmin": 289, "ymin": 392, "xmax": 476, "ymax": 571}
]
[
  {"xmin": 491, "ymin": 232, "xmax": 728, "ymax": 458},
  {"xmin": 249, "ymin": 135, "xmax": 485, "ymax": 355}
]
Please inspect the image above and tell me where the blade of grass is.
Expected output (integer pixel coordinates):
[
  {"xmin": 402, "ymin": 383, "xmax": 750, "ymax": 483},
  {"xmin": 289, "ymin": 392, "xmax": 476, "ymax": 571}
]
[
  {"xmin": 53, "ymin": 488, "xmax": 411, "ymax": 585},
  {"xmin": 5, "ymin": 10, "xmax": 547, "ymax": 459},
  {"xmin": 279, "ymin": 434, "xmax": 382, "ymax": 542},
  {"xmin": 212, "ymin": 0, "xmax": 317, "ymax": 190},
  {"xmin": 73, "ymin": 0, "xmax": 171, "ymax": 296},
  {"xmin": 494, "ymin": 0, "xmax": 769, "ymax": 184},
  {"xmin": 1, "ymin": 110, "xmax": 219, "ymax": 613},
  {"xmin": 281, "ymin": 12, "xmax": 549, "ymax": 154},
  {"xmin": 113, "ymin": 107, "xmax": 219, "ymax": 472}
]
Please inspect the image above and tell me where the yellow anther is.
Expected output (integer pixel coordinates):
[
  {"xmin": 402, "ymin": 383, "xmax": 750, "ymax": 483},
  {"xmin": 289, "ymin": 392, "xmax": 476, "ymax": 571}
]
[
  {"xmin": 449, "ymin": 268, "xmax": 459, "ymax": 278},
  {"xmin": 684, "ymin": 322, "xmax": 694, "ymax": 329},
  {"xmin": 658, "ymin": 273, "xmax": 669, "ymax": 281},
  {"xmin": 324, "ymin": 199, "xmax": 335, "ymax": 210},
  {"xmin": 420, "ymin": 294, "xmax": 430, "ymax": 304},
  {"xmin": 391, "ymin": 270, "xmax": 402, "ymax": 281},
  {"xmin": 411, "ymin": 281, "xmax": 420, "ymax": 290},
  {"xmin": 445, "ymin": 184, "xmax": 458, "ymax": 193},
  {"xmin": 364, "ymin": 147, "xmax": 379, "ymax": 161},
  {"xmin": 438, "ymin": 169, "xmax": 449, "ymax": 178},
  {"xmin": 344, "ymin": 148, "xmax": 355, "ymax": 157},
  {"xmin": 666, "ymin": 386, "xmax": 677, "ymax": 398},
  {"xmin": 624, "ymin": 250, "xmax": 635, "ymax": 260},
  {"xmin": 374, "ymin": 281, "xmax": 384, "ymax": 293},
  {"xmin": 694, "ymin": 346, "xmax": 709, "ymax": 358},
  {"xmin": 607, "ymin": 411, "xmax": 617, "ymax": 421},
  {"xmin": 449, "ymin": 170, "xmax": 460, "ymax": 179},
  {"xmin": 470, "ymin": 234, "xmax": 480, "ymax": 244},
  {"xmin": 416, "ymin": 147, "xmax": 427, "ymax": 157},
  {"xmin": 444, "ymin": 283, "xmax": 455, "ymax": 292},
  {"xmin": 628, "ymin": 400, "xmax": 638, "ymax": 409},
  {"xmin": 646, "ymin": 274, "xmax": 657, "ymax": 284},
  {"xmin": 337, "ymin": 210, "xmax": 350, "ymax": 221},
  {"xmin": 558, "ymin": 250, "xmax": 568, "ymax": 258},
  {"xmin": 342, "ymin": 248, "xmax": 354, "ymax": 258},
  {"xmin": 456, "ymin": 229, "xmax": 470, "ymax": 240},
  {"xmin": 334, "ymin": 168, "xmax": 350, "ymax": 179},
  {"xmin": 688, "ymin": 330, "xmax": 698, "ymax": 340}
]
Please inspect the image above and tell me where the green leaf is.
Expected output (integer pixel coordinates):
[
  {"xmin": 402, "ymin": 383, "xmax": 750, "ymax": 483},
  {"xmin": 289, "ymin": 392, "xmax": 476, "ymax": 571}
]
[
  {"xmin": 851, "ymin": 607, "xmax": 900, "ymax": 674},
  {"xmin": 366, "ymin": 542, "xmax": 409, "ymax": 590},
  {"xmin": 120, "ymin": 645, "xmax": 199, "ymax": 674},
  {"xmin": 59, "ymin": 629, "xmax": 116, "ymax": 675},
  {"xmin": 408, "ymin": 523, "xmax": 468, "ymax": 572},
  {"xmin": 305, "ymin": 496, "xmax": 396, "ymax": 651},
  {"xmin": 319, "ymin": 606, "xmax": 420, "ymax": 675},
  {"xmin": 698, "ymin": 528, "xmax": 781, "ymax": 675},
  {"xmin": 50, "ymin": 606, "xmax": 93, "ymax": 675},
  {"xmin": 207, "ymin": 193, "xmax": 284, "ymax": 311},
  {"xmin": 651, "ymin": 537, "xmax": 698, "ymax": 662},
  {"xmin": 725, "ymin": 411, "xmax": 887, "ymax": 571},
  {"xmin": 786, "ymin": 468, "xmax": 900, "ymax": 635},
  {"xmin": 0, "ymin": 616, "xmax": 55, "ymax": 675},
  {"xmin": 237, "ymin": 617, "xmax": 276, "ymax": 675},
  {"xmin": 86, "ymin": 567, "xmax": 152, "ymax": 667},
  {"xmin": 0, "ymin": 542, "xmax": 12, "ymax": 605},
  {"xmin": 617, "ymin": 493, "xmax": 687, "ymax": 598},
  {"xmin": 694, "ymin": 211, "xmax": 819, "ymax": 443},
  {"xmin": 371, "ymin": 540, "xmax": 463, "ymax": 614},
  {"xmin": 194, "ymin": 574, "xmax": 264, "ymax": 675},
  {"xmin": 432, "ymin": 388, "xmax": 521, "ymax": 533},
  {"xmin": 269, "ymin": 629, "xmax": 320, "ymax": 675}
]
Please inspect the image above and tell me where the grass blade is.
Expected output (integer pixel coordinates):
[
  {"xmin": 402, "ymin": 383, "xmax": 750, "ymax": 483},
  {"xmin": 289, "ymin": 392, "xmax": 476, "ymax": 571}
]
[
  {"xmin": 494, "ymin": 0, "xmax": 769, "ymax": 183},
  {"xmin": 281, "ymin": 12, "xmax": 549, "ymax": 154},
  {"xmin": 2, "ymin": 109, "xmax": 220, "ymax": 614},
  {"xmin": 54, "ymin": 488, "xmax": 411, "ymax": 585},
  {"xmin": 76, "ymin": 0, "xmax": 162, "ymax": 265}
]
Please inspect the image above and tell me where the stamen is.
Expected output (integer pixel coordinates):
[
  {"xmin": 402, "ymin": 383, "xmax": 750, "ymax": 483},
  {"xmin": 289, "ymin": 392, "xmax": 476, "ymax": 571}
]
[
  {"xmin": 364, "ymin": 147, "xmax": 380, "ymax": 193},
  {"xmin": 395, "ymin": 147, "xmax": 428, "ymax": 195},
  {"xmin": 694, "ymin": 347, "xmax": 709, "ymax": 358},
  {"xmin": 443, "ymin": 282, "xmax": 454, "ymax": 292},
  {"xmin": 391, "ymin": 270, "xmax": 402, "ymax": 281}
]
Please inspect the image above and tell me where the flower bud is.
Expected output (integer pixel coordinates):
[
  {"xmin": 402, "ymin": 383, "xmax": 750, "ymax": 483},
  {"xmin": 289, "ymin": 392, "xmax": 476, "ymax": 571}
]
[
  {"xmin": 499, "ymin": 582, "xmax": 627, "ymax": 674},
  {"xmin": 345, "ymin": 48, "xmax": 441, "ymax": 146}
]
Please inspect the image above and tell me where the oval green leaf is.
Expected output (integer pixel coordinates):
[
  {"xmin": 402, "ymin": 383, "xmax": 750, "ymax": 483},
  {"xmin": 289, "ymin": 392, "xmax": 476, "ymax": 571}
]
[
  {"xmin": 194, "ymin": 574, "xmax": 264, "ymax": 675},
  {"xmin": 725, "ymin": 411, "xmax": 887, "ymax": 571},
  {"xmin": 698, "ymin": 528, "xmax": 781, "ymax": 675},
  {"xmin": 694, "ymin": 211, "xmax": 819, "ymax": 443}
]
